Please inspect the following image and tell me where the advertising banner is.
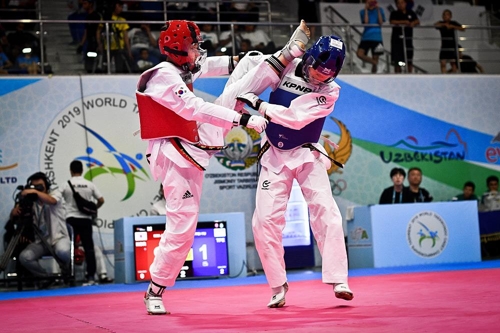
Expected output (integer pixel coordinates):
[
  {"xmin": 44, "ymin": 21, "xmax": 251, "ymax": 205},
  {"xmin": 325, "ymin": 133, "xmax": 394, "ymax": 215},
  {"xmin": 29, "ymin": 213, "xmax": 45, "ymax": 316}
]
[{"xmin": 1, "ymin": 74, "xmax": 499, "ymax": 273}]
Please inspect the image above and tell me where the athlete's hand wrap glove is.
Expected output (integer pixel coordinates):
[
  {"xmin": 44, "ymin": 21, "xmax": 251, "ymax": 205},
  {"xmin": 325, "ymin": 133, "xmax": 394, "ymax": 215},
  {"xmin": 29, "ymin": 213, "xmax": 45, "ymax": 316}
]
[
  {"xmin": 235, "ymin": 114, "xmax": 268, "ymax": 133},
  {"xmin": 236, "ymin": 93, "xmax": 268, "ymax": 116},
  {"xmin": 281, "ymin": 20, "xmax": 310, "ymax": 62}
]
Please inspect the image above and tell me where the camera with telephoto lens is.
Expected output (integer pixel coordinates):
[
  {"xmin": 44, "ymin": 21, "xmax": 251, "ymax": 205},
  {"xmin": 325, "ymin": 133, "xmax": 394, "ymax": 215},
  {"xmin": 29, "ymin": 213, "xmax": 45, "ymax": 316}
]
[{"xmin": 15, "ymin": 184, "xmax": 43, "ymax": 219}]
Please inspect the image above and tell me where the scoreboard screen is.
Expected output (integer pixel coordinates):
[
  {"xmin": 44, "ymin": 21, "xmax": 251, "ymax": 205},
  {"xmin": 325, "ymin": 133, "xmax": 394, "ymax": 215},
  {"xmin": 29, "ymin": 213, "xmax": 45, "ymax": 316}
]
[{"xmin": 133, "ymin": 221, "xmax": 229, "ymax": 281}]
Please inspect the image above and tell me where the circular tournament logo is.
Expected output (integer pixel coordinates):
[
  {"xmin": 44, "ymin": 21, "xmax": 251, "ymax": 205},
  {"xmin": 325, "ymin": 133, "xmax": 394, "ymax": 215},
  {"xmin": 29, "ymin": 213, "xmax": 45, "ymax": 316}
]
[
  {"xmin": 39, "ymin": 93, "xmax": 153, "ymax": 228},
  {"xmin": 407, "ymin": 211, "xmax": 448, "ymax": 258},
  {"xmin": 214, "ymin": 127, "xmax": 261, "ymax": 171}
]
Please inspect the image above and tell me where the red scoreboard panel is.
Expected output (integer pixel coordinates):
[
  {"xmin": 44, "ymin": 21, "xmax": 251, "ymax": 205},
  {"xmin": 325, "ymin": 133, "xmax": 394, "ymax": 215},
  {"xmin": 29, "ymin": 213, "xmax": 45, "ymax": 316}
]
[{"xmin": 133, "ymin": 221, "xmax": 230, "ymax": 281}]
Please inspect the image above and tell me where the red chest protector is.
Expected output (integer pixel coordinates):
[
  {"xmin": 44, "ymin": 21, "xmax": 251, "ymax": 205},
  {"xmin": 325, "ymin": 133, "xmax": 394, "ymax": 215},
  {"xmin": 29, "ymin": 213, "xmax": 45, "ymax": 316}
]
[{"xmin": 136, "ymin": 67, "xmax": 199, "ymax": 143}]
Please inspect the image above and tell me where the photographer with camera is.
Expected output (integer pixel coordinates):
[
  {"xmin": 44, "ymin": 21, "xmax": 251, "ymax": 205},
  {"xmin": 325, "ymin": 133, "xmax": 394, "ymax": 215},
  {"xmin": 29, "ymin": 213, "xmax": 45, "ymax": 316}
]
[
  {"xmin": 9, "ymin": 172, "xmax": 71, "ymax": 281},
  {"xmin": 61, "ymin": 160, "xmax": 104, "ymax": 286}
]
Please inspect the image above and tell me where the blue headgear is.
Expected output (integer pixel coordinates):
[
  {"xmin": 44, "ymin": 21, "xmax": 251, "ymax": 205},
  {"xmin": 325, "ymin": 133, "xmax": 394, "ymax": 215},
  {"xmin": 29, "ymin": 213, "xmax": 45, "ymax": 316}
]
[{"xmin": 302, "ymin": 35, "xmax": 346, "ymax": 84}]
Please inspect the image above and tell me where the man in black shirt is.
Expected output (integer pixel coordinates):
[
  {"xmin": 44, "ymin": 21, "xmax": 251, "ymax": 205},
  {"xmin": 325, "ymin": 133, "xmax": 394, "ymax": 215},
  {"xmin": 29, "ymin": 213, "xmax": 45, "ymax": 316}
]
[
  {"xmin": 403, "ymin": 167, "xmax": 433, "ymax": 203},
  {"xmin": 77, "ymin": 0, "xmax": 103, "ymax": 73},
  {"xmin": 379, "ymin": 167, "xmax": 406, "ymax": 204},
  {"xmin": 435, "ymin": 9, "xmax": 465, "ymax": 73},
  {"xmin": 389, "ymin": 0, "xmax": 419, "ymax": 73}
]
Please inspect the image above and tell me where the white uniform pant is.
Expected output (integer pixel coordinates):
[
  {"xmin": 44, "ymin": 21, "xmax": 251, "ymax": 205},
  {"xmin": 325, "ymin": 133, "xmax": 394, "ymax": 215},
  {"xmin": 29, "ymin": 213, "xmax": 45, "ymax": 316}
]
[
  {"xmin": 252, "ymin": 160, "xmax": 348, "ymax": 289},
  {"xmin": 149, "ymin": 156, "xmax": 204, "ymax": 287}
]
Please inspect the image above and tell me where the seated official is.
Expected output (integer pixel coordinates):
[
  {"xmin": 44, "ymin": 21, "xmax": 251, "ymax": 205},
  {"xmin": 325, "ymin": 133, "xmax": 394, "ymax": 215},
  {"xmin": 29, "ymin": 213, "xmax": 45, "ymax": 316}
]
[
  {"xmin": 403, "ymin": 167, "xmax": 433, "ymax": 203},
  {"xmin": 480, "ymin": 175, "xmax": 500, "ymax": 212},
  {"xmin": 451, "ymin": 181, "xmax": 478, "ymax": 202},
  {"xmin": 379, "ymin": 167, "xmax": 406, "ymax": 204}
]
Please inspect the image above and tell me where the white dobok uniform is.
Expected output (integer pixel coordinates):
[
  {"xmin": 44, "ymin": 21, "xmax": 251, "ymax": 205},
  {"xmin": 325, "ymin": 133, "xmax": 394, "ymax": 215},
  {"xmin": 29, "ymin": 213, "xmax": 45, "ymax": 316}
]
[
  {"xmin": 137, "ymin": 55, "xmax": 277, "ymax": 287},
  {"xmin": 231, "ymin": 56, "xmax": 349, "ymax": 289}
]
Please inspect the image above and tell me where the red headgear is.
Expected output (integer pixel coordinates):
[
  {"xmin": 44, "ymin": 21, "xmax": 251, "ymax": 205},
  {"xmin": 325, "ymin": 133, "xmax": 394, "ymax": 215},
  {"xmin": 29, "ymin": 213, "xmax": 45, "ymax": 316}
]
[{"xmin": 159, "ymin": 20, "xmax": 206, "ymax": 72}]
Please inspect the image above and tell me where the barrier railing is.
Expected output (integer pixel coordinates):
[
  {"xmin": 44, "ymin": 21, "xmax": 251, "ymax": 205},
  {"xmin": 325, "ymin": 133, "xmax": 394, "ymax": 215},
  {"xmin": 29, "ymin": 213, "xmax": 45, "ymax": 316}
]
[{"xmin": 1, "ymin": 18, "xmax": 499, "ymax": 75}]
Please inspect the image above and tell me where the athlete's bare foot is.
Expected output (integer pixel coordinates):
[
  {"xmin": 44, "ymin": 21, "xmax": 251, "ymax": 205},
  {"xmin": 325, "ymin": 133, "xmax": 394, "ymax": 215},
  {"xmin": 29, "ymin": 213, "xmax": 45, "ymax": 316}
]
[
  {"xmin": 297, "ymin": 20, "xmax": 311, "ymax": 51},
  {"xmin": 279, "ymin": 19, "xmax": 311, "ymax": 64}
]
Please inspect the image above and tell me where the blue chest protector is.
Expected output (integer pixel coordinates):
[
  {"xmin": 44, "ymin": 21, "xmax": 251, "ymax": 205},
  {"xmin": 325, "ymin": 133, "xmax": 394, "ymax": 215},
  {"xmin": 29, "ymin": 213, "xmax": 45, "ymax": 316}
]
[{"xmin": 266, "ymin": 76, "xmax": 326, "ymax": 150}]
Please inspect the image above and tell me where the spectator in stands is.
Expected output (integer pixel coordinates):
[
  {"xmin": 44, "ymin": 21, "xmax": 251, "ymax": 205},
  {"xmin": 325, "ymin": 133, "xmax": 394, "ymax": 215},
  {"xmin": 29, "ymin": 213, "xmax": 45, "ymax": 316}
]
[
  {"xmin": 218, "ymin": 20, "xmax": 242, "ymax": 55},
  {"xmin": 16, "ymin": 45, "xmax": 40, "ymax": 74},
  {"xmin": 240, "ymin": 24, "xmax": 274, "ymax": 53},
  {"xmin": 379, "ymin": 167, "xmax": 406, "ymax": 204},
  {"xmin": 199, "ymin": 23, "xmax": 218, "ymax": 56},
  {"xmin": 480, "ymin": 175, "xmax": 500, "ymax": 212},
  {"xmin": 78, "ymin": 0, "xmax": 103, "ymax": 74},
  {"xmin": 451, "ymin": 181, "xmax": 478, "ymax": 201},
  {"xmin": 68, "ymin": 0, "xmax": 87, "ymax": 45},
  {"xmin": 135, "ymin": 48, "xmax": 154, "ymax": 73},
  {"xmin": 99, "ymin": 0, "xmax": 132, "ymax": 73},
  {"xmin": 357, "ymin": 0, "xmax": 386, "ymax": 74},
  {"xmin": 457, "ymin": 49, "xmax": 485, "ymax": 73},
  {"xmin": 389, "ymin": 0, "xmax": 419, "ymax": 73},
  {"xmin": 7, "ymin": 23, "xmax": 41, "ymax": 62},
  {"xmin": 298, "ymin": 0, "xmax": 320, "ymax": 40},
  {"xmin": 403, "ymin": 167, "xmax": 433, "ymax": 203},
  {"xmin": 239, "ymin": 39, "xmax": 252, "ymax": 54},
  {"xmin": 128, "ymin": 23, "xmax": 160, "ymax": 64},
  {"xmin": 435, "ymin": 9, "xmax": 465, "ymax": 74},
  {"xmin": 0, "ymin": 25, "xmax": 13, "ymax": 61},
  {"xmin": 0, "ymin": 44, "xmax": 13, "ymax": 74}
]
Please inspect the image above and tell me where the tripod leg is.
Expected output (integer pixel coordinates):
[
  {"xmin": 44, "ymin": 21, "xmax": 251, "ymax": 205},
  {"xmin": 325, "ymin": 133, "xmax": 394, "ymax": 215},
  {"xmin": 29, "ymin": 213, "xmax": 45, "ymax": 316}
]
[{"xmin": 0, "ymin": 225, "xmax": 26, "ymax": 272}]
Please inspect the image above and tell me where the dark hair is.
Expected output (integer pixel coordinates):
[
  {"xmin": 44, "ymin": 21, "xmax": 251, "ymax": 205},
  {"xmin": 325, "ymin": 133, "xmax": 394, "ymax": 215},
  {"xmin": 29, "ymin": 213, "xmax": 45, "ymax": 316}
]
[
  {"xmin": 463, "ymin": 181, "xmax": 475, "ymax": 190},
  {"xmin": 390, "ymin": 167, "xmax": 406, "ymax": 178},
  {"xmin": 27, "ymin": 172, "xmax": 50, "ymax": 191},
  {"xmin": 487, "ymin": 175, "xmax": 499, "ymax": 186},
  {"xmin": 70, "ymin": 160, "xmax": 83, "ymax": 174},
  {"xmin": 408, "ymin": 167, "xmax": 422, "ymax": 175}
]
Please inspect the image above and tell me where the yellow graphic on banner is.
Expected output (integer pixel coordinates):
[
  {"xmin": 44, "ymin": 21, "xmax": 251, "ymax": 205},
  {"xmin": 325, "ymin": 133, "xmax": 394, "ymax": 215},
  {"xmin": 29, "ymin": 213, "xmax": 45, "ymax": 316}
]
[
  {"xmin": 0, "ymin": 149, "xmax": 18, "ymax": 171},
  {"xmin": 324, "ymin": 117, "xmax": 352, "ymax": 175}
]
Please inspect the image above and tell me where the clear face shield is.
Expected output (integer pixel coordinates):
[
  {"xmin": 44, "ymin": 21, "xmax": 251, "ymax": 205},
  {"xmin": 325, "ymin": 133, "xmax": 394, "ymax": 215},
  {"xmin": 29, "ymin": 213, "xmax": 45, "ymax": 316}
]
[
  {"xmin": 189, "ymin": 42, "xmax": 207, "ymax": 73},
  {"xmin": 302, "ymin": 56, "xmax": 336, "ymax": 85}
]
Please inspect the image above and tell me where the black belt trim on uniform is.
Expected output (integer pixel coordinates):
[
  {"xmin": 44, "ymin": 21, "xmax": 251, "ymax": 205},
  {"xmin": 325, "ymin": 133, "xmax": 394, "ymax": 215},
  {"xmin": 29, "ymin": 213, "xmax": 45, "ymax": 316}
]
[
  {"xmin": 170, "ymin": 137, "xmax": 206, "ymax": 171},
  {"xmin": 257, "ymin": 141, "xmax": 271, "ymax": 161},
  {"xmin": 302, "ymin": 143, "xmax": 344, "ymax": 169},
  {"xmin": 257, "ymin": 141, "xmax": 344, "ymax": 169},
  {"xmin": 146, "ymin": 140, "xmax": 225, "ymax": 171},
  {"xmin": 193, "ymin": 143, "xmax": 226, "ymax": 150}
]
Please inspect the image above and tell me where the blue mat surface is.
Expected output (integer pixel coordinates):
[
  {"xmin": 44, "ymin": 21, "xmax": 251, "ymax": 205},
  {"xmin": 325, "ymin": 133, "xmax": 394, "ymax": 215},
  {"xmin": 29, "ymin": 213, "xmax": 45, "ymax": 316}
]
[{"xmin": 1, "ymin": 259, "xmax": 499, "ymax": 301}]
